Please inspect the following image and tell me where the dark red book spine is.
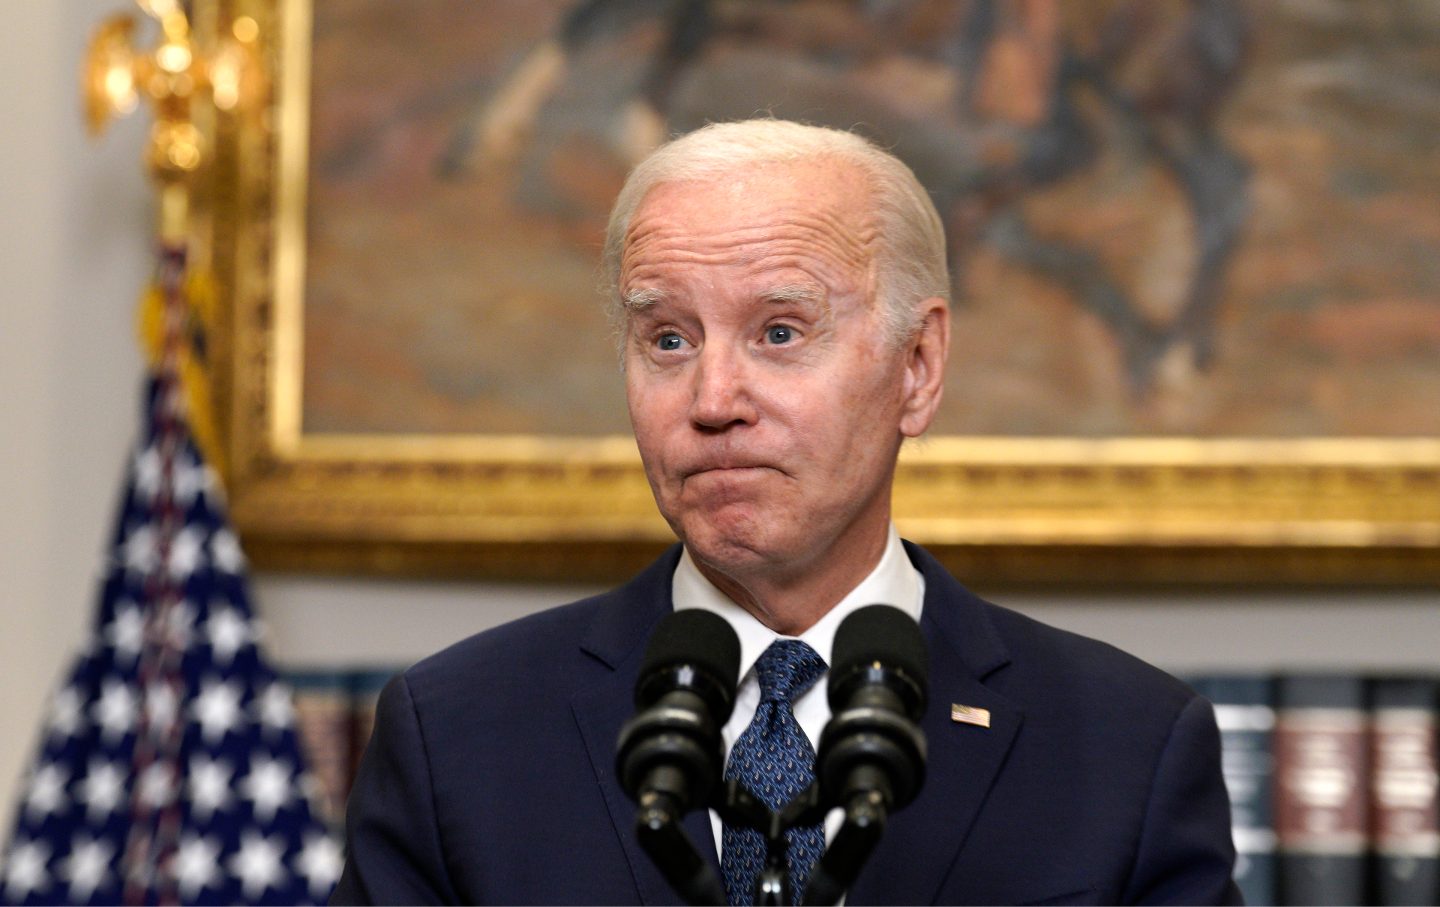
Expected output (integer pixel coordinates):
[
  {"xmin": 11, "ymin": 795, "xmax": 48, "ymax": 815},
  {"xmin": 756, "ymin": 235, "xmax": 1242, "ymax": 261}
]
[{"xmin": 1275, "ymin": 675, "xmax": 1368, "ymax": 906}]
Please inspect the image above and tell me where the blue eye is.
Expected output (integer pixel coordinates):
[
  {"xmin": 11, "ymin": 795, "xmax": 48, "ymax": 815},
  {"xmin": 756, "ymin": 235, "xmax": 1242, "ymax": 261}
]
[
  {"xmin": 657, "ymin": 332, "xmax": 685, "ymax": 351},
  {"xmin": 765, "ymin": 325, "xmax": 794, "ymax": 345}
]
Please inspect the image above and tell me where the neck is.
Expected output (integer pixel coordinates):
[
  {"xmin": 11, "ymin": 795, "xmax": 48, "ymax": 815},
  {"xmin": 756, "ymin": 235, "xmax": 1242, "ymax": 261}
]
[{"xmin": 689, "ymin": 519, "xmax": 891, "ymax": 636}]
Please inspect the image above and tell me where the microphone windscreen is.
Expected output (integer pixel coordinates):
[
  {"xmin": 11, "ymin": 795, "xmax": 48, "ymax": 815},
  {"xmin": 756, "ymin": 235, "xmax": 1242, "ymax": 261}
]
[
  {"xmin": 830, "ymin": 604, "xmax": 928, "ymax": 688},
  {"xmin": 640, "ymin": 609, "xmax": 741, "ymax": 691}
]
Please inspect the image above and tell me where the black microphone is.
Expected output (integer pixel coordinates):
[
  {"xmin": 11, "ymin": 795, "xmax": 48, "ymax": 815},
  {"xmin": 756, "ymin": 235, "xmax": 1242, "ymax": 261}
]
[
  {"xmin": 803, "ymin": 605, "xmax": 928, "ymax": 905},
  {"xmin": 616, "ymin": 610, "xmax": 739, "ymax": 906},
  {"xmin": 817, "ymin": 604, "xmax": 928, "ymax": 813}
]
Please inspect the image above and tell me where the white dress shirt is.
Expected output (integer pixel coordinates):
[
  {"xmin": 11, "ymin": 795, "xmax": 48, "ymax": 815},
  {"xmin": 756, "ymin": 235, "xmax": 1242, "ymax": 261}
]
[{"xmin": 671, "ymin": 525, "xmax": 926, "ymax": 857}]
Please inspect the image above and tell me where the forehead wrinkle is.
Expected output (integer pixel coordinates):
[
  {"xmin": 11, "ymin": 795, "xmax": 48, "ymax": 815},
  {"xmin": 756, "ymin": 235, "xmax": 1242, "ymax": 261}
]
[
  {"xmin": 621, "ymin": 230, "xmax": 879, "ymax": 291},
  {"xmin": 621, "ymin": 199, "xmax": 879, "ymax": 277},
  {"xmin": 802, "ymin": 204, "xmax": 878, "ymax": 269}
]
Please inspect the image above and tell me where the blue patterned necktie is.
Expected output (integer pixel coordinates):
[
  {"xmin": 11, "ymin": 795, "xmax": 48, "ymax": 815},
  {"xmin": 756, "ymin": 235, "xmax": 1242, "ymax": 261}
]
[{"xmin": 722, "ymin": 639, "xmax": 828, "ymax": 906}]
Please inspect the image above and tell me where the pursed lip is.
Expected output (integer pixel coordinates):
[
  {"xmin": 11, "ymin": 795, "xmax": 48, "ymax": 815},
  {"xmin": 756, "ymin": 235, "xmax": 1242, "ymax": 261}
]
[{"xmin": 680, "ymin": 462, "xmax": 780, "ymax": 481}]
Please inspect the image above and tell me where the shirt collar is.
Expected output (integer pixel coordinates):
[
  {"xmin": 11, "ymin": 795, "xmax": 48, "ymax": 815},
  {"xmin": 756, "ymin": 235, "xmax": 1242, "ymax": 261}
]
[{"xmin": 672, "ymin": 525, "xmax": 923, "ymax": 681}]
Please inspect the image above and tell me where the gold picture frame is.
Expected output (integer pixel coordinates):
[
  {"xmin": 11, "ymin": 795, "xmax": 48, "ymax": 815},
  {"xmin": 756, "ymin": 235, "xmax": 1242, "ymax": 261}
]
[{"xmin": 202, "ymin": 0, "xmax": 1440, "ymax": 586}]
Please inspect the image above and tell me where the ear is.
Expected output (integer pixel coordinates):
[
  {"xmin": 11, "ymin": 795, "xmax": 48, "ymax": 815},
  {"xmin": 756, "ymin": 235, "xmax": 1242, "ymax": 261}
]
[{"xmin": 898, "ymin": 298, "xmax": 950, "ymax": 438}]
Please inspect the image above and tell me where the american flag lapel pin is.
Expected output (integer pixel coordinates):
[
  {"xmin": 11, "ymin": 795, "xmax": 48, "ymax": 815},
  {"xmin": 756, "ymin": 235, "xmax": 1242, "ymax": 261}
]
[{"xmin": 951, "ymin": 703, "xmax": 992, "ymax": 728}]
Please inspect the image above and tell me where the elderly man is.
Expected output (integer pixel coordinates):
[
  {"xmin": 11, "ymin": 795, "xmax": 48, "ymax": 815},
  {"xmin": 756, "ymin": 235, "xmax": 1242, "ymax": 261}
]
[{"xmin": 332, "ymin": 120, "xmax": 1239, "ymax": 906}]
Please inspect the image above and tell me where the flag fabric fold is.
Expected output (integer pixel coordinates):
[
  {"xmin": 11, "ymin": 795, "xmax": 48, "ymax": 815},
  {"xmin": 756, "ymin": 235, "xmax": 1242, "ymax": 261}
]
[{"xmin": 1, "ymin": 246, "xmax": 342, "ymax": 905}]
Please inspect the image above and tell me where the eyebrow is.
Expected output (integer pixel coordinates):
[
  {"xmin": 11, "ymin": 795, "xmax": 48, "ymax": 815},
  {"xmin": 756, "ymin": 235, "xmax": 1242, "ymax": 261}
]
[
  {"xmin": 621, "ymin": 287, "xmax": 667, "ymax": 311},
  {"xmin": 764, "ymin": 284, "xmax": 827, "ymax": 310}
]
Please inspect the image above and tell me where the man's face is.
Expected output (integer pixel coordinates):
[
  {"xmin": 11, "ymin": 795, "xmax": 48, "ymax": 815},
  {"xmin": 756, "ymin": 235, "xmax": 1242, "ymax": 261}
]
[{"xmin": 619, "ymin": 160, "xmax": 941, "ymax": 591}]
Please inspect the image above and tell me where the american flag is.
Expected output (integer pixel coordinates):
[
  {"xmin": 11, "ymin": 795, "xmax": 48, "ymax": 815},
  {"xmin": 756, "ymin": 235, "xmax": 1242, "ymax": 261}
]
[{"xmin": 0, "ymin": 247, "xmax": 341, "ymax": 905}]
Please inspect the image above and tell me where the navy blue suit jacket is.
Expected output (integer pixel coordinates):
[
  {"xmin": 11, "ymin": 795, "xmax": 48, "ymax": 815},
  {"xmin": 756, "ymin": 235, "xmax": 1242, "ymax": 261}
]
[{"xmin": 332, "ymin": 543, "xmax": 1239, "ymax": 905}]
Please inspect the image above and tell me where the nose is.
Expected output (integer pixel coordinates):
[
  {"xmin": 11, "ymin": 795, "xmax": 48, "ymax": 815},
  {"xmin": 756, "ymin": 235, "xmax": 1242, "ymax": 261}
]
[{"xmin": 689, "ymin": 344, "xmax": 756, "ymax": 431}]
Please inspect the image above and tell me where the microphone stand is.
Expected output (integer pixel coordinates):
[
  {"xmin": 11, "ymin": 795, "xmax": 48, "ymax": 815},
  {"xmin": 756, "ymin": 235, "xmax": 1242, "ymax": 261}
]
[
  {"xmin": 632, "ymin": 777, "xmax": 843, "ymax": 907},
  {"xmin": 797, "ymin": 786, "xmax": 888, "ymax": 906},
  {"xmin": 714, "ymin": 779, "xmax": 830, "ymax": 906},
  {"xmin": 633, "ymin": 778, "xmax": 891, "ymax": 907},
  {"xmin": 632, "ymin": 762, "xmax": 728, "ymax": 906}
]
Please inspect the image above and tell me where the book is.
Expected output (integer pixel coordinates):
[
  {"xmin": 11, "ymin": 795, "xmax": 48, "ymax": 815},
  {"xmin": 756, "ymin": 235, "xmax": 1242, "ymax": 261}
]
[
  {"xmin": 1370, "ymin": 677, "xmax": 1439, "ymax": 906},
  {"xmin": 1274, "ymin": 674, "xmax": 1369, "ymax": 906},
  {"xmin": 287, "ymin": 670, "xmax": 358, "ymax": 830},
  {"xmin": 1194, "ymin": 675, "xmax": 1278, "ymax": 906}
]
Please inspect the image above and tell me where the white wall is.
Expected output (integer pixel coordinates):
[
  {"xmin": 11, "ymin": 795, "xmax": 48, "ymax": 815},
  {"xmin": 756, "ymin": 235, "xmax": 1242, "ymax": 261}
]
[
  {"xmin": 3, "ymin": 0, "xmax": 1437, "ymax": 824},
  {"xmin": 2, "ymin": 0, "xmax": 151, "ymax": 830},
  {"xmin": 253, "ymin": 575, "xmax": 1440, "ymax": 677}
]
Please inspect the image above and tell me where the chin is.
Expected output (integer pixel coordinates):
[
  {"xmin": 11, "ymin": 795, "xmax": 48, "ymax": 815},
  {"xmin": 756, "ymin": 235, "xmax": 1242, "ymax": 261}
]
[{"xmin": 678, "ymin": 514, "xmax": 787, "ymax": 576}]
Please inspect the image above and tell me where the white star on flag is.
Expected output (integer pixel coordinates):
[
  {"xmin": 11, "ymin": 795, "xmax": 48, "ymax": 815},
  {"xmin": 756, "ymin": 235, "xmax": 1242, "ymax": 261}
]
[
  {"xmin": 204, "ymin": 602, "xmax": 255, "ymax": 666},
  {"xmin": 2, "ymin": 838, "xmax": 50, "ymax": 902},
  {"xmin": 174, "ymin": 833, "xmax": 222, "ymax": 901},
  {"xmin": 228, "ymin": 830, "xmax": 288, "ymax": 899},
  {"xmin": 138, "ymin": 761, "xmax": 177, "ymax": 810},
  {"xmin": 46, "ymin": 685, "xmax": 86, "ymax": 741},
  {"xmin": 168, "ymin": 524, "xmax": 209, "ymax": 579},
  {"xmin": 255, "ymin": 681, "xmax": 296, "ymax": 735},
  {"xmin": 76, "ymin": 758, "xmax": 127, "ymax": 822},
  {"xmin": 187, "ymin": 755, "xmax": 234, "ymax": 822},
  {"xmin": 297, "ymin": 832, "xmax": 345, "ymax": 899},
  {"xmin": 210, "ymin": 527, "xmax": 247, "ymax": 574},
  {"xmin": 133, "ymin": 444, "xmax": 163, "ymax": 502},
  {"xmin": 103, "ymin": 599, "xmax": 145, "ymax": 665},
  {"xmin": 91, "ymin": 678, "xmax": 138, "ymax": 743},
  {"xmin": 121, "ymin": 522, "xmax": 158, "ymax": 576},
  {"xmin": 171, "ymin": 455, "xmax": 215, "ymax": 507},
  {"xmin": 239, "ymin": 754, "xmax": 295, "ymax": 823},
  {"xmin": 24, "ymin": 763, "xmax": 69, "ymax": 822},
  {"xmin": 192, "ymin": 676, "xmax": 244, "ymax": 743},
  {"xmin": 58, "ymin": 834, "xmax": 112, "ymax": 902}
]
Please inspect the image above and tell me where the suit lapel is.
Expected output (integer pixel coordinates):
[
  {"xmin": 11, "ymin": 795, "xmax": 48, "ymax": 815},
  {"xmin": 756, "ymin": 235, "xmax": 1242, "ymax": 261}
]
[
  {"xmin": 847, "ymin": 545, "xmax": 1024, "ymax": 905},
  {"xmin": 570, "ymin": 547, "xmax": 722, "ymax": 905}
]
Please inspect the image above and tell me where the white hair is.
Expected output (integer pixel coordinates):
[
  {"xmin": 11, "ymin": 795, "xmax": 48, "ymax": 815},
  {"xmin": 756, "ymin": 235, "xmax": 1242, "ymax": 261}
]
[{"xmin": 602, "ymin": 119, "xmax": 950, "ymax": 345}]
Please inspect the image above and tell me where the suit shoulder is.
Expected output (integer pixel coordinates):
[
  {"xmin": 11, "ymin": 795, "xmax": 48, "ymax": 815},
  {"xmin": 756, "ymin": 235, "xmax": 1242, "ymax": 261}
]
[
  {"xmin": 395, "ymin": 545, "xmax": 681, "ymax": 711},
  {"xmin": 980, "ymin": 599, "xmax": 1198, "ymax": 719},
  {"xmin": 907, "ymin": 540, "xmax": 1198, "ymax": 720}
]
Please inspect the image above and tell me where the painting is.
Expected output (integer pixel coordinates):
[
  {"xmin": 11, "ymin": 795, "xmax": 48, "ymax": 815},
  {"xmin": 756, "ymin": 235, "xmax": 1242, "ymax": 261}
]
[{"xmin": 205, "ymin": 0, "xmax": 1440, "ymax": 584}]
